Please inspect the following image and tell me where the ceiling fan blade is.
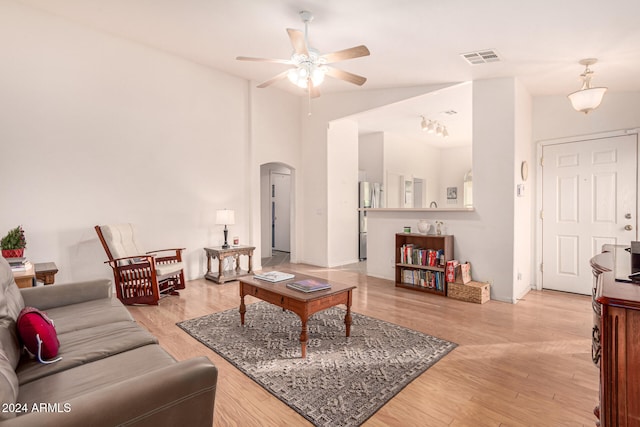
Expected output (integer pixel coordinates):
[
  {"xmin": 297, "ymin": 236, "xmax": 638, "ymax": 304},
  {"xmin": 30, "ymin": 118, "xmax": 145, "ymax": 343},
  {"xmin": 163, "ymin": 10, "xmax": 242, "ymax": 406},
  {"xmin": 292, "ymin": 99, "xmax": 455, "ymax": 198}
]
[
  {"xmin": 257, "ymin": 70, "xmax": 290, "ymax": 88},
  {"xmin": 321, "ymin": 45, "xmax": 370, "ymax": 64},
  {"xmin": 287, "ymin": 28, "xmax": 309, "ymax": 56},
  {"xmin": 236, "ymin": 56, "xmax": 292, "ymax": 65},
  {"xmin": 325, "ymin": 66, "xmax": 367, "ymax": 86}
]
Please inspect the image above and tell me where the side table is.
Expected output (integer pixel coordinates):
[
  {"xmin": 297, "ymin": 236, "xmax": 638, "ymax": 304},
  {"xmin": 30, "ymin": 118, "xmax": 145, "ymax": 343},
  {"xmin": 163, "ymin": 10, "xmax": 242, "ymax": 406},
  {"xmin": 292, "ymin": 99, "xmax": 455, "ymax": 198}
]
[
  {"xmin": 13, "ymin": 264, "xmax": 36, "ymax": 289},
  {"xmin": 204, "ymin": 245, "xmax": 255, "ymax": 284}
]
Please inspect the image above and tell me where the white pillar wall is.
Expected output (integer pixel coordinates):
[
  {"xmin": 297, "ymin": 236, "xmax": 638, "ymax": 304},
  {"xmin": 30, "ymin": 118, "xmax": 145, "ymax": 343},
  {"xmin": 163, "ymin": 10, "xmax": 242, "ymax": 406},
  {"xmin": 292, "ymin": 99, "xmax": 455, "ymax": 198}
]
[{"xmin": 366, "ymin": 78, "xmax": 533, "ymax": 303}]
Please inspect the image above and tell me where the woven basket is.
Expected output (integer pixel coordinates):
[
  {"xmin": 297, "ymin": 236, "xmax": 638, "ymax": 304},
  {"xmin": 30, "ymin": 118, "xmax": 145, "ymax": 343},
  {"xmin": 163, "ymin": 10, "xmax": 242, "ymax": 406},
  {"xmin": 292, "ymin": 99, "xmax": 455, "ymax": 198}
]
[{"xmin": 448, "ymin": 280, "xmax": 490, "ymax": 304}]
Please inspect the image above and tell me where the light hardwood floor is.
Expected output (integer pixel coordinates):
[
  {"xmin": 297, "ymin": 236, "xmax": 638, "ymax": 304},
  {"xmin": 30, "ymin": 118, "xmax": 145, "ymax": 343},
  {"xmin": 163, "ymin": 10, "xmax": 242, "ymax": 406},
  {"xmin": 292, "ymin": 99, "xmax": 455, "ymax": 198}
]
[{"xmin": 127, "ymin": 263, "xmax": 599, "ymax": 427}]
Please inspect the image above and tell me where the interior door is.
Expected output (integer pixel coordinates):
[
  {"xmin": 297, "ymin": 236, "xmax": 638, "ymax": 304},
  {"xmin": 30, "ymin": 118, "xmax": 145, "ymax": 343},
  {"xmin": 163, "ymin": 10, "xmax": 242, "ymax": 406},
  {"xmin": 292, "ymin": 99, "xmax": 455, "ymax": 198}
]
[
  {"xmin": 271, "ymin": 172, "xmax": 291, "ymax": 252},
  {"xmin": 542, "ymin": 134, "xmax": 637, "ymax": 294}
]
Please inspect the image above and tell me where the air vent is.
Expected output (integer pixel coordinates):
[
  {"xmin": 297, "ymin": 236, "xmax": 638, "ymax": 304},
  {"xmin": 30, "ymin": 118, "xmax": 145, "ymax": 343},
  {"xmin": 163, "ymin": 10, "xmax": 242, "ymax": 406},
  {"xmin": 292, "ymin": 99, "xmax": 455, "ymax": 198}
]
[{"xmin": 461, "ymin": 49, "xmax": 501, "ymax": 65}]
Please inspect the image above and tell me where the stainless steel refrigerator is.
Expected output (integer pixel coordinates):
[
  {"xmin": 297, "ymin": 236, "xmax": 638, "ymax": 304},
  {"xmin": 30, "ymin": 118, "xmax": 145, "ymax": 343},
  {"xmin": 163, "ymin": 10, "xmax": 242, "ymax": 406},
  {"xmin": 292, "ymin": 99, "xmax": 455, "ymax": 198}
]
[{"xmin": 359, "ymin": 182, "xmax": 371, "ymax": 260}]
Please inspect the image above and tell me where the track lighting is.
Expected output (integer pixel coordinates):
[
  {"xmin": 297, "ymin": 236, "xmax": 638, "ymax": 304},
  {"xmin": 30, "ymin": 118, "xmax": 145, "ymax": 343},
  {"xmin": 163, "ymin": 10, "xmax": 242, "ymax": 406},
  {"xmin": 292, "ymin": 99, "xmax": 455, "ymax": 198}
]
[{"xmin": 420, "ymin": 116, "xmax": 448, "ymax": 138}]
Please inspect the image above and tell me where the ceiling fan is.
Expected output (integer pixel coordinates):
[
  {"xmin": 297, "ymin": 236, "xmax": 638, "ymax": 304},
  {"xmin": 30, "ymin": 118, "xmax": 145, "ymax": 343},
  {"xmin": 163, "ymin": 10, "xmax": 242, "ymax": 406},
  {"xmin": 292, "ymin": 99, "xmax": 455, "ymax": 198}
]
[{"xmin": 236, "ymin": 10, "xmax": 370, "ymax": 98}]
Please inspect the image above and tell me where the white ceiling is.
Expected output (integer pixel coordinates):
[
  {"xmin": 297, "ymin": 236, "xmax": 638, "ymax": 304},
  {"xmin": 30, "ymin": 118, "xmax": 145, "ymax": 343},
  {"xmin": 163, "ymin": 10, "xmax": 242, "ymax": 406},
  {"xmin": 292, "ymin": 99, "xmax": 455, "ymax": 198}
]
[
  {"xmin": 17, "ymin": 0, "xmax": 640, "ymax": 144},
  {"xmin": 351, "ymin": 82, "xmax": 473, "ymax": 147}
]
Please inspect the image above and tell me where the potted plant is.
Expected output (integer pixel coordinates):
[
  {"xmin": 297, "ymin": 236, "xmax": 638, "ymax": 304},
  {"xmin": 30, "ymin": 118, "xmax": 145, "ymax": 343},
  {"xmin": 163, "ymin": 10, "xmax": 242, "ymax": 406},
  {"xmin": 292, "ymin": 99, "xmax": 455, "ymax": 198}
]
[{"xmin": 1, "ymin": 226, "xmax": 27, "ymax": 258}]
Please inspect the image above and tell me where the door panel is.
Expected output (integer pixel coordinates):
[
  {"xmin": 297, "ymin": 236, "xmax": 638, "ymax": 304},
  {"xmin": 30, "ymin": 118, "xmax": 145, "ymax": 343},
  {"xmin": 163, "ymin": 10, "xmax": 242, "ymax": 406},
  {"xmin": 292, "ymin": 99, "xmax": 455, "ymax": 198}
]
[
  {"xmin": 542, "ymin": 134, "xmax": 637, "ymax": 294},
  {"xmin": 271, "ymin": 172, "xmax": 291, "ymax": 252}
]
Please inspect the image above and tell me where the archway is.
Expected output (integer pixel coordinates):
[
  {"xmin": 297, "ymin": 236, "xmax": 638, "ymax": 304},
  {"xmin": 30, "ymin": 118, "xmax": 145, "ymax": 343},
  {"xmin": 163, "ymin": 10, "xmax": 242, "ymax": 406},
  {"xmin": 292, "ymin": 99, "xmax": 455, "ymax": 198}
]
[{"xmin": 260, "ymin": 163, "xmax": 295, "ymax": 264}]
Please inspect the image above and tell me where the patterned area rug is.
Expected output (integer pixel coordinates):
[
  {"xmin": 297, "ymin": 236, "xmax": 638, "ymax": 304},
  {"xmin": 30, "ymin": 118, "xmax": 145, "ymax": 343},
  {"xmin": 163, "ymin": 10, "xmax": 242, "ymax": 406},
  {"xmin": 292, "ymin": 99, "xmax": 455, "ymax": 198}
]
[{"xmin": 177, "ymin": 302, "xmax": 457, "ymax": 427}]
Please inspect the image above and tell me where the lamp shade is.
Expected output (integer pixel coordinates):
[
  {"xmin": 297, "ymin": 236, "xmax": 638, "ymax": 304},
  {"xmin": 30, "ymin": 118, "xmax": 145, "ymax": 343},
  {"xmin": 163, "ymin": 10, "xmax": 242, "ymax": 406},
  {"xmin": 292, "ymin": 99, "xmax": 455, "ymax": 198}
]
[
  {"xmin": 215, "ymin": 209, "xmax": 235, "ymax": 225},
  {"xmin": 568, "ymin": 87, "xmax": 607, "ymax": 114}
]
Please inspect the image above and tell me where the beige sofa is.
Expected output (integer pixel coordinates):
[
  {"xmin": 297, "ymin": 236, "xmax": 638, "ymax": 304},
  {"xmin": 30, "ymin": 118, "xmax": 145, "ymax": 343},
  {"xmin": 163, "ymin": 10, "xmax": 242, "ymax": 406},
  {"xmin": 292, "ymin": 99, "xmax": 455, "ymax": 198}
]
[{"xmin": 0, "ymin": 257, "xmax": 217, "ymax": 426}]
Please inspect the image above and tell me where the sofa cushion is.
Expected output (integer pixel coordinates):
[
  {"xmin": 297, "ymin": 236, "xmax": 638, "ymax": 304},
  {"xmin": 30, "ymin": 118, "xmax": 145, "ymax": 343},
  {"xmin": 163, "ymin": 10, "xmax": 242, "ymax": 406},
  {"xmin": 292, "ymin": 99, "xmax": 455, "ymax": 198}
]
[
  {"xmin": 0, "ymin": 257, "xmax": 25, "ymax": 325},
  {"xmin": 17, "ymin": 307, "xmax": 61, "ymax": 363},
  {"xmin": 156, "ymin": 261, "xmax": 184, "ymax": 277},
  {"xmin": 42, "ymin": 297, "xmax": 134, "ymax": 335},
  {"xmin": 0, "ymin": 258, "xmax": 24, "ymax": 373},
  {"xmin": 0, "ymin": 326, "xmax": 20, "ymax": 371},
  {"xmin": 0, "ymin": 356, "xmax": 18, "ymax": 421},
  {"xmin": 17, "ymin": 320, "xmax": 158, "ymax": 385},
  {"xmin": 20, "ymin": 279, "xmax": 113, "ymax": 311},
  {"xmin": 98, "ymin": 224, "xmax": 143, "ymax": 260},
  {"xmin": 17, "ymin": 344, "xmax": 175, "ymax": 407}
]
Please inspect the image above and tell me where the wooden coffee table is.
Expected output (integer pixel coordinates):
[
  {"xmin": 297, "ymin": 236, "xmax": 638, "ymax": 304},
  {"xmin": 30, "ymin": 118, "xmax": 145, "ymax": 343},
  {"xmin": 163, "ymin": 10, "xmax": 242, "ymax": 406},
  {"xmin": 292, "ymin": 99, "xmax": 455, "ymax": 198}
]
[{"xmin": 238, "ymin": 273, "xmax": 356, "ymax": 358}]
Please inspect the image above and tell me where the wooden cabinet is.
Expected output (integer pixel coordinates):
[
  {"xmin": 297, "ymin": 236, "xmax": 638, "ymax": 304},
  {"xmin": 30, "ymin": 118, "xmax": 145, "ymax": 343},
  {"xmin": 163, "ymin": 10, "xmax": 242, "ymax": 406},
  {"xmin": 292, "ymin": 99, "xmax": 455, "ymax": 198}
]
[
  {"xmin": 395, "ymin": 233, "xmax": 453, "ymax": 296},
  {"xmin": 590, "ymin": 251, "xmax": 640, "ymax": 426}
]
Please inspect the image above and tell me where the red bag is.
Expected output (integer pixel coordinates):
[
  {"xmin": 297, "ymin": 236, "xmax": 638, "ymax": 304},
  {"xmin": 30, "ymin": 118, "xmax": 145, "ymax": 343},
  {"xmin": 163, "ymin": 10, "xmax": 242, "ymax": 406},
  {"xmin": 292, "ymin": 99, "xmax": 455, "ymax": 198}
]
[{"xmin": 17, "ymin": 307, "xmax": 62, "ymax": 364}]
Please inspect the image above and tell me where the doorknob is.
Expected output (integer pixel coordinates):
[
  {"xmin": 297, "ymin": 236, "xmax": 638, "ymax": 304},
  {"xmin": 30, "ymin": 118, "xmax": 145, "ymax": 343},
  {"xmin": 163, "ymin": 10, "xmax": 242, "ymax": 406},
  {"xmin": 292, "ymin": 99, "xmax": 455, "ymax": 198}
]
[
  {"xmin": 626, "ymin": 213, "xmax": 632, "ymax": 219},
  {"xmin": 625, "ymin": 225, "xmax": 633, "ymax": 231}
]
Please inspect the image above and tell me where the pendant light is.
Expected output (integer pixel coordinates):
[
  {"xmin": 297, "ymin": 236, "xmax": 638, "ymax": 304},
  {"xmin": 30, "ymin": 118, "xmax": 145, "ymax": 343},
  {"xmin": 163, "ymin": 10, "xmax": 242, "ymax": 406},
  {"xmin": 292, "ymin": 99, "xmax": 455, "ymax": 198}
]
[{"xmin": 567, "ymin": 58, "xmax": 607, "ymax": 114}]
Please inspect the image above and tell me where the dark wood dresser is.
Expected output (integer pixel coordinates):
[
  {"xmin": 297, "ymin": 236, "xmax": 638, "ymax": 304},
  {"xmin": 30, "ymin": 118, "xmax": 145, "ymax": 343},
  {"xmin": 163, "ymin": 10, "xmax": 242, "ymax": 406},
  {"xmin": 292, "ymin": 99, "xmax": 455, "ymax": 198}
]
[{"xmin": 591, "ymin": 250, "xmax": 640, "ymax": 427}]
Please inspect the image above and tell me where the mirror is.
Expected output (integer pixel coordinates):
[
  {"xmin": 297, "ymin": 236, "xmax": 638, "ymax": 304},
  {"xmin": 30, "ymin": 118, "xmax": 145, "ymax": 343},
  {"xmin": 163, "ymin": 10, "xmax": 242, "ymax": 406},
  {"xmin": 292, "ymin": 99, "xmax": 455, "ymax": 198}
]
[{"xmin": 356, "ymin": 82, "xmax": 472, "ymax": 209}]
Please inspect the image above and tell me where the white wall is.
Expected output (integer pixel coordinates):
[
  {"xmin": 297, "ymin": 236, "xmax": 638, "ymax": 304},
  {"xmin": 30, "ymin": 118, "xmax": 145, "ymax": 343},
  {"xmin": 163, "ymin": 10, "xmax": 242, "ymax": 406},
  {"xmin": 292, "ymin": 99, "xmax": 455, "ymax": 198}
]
[
  {"xmin": 327, "ymin": 120, "xmax": 359, "ymax": 266},
  {"xmin": 358, "ymin": 132, "xmax": 384, "ymax": 183},
  {"xmin": 0, "ymin": 2, "xmax": 299, "ymax": 282},
  {"xmin": 300, "ymin": 84, "xmax": 455, "ymax": 266},
  {"xmin": 367, "ymin": 78, "xmax": 531, "ymax": 303},
  {"xmin": 250, "ymin": 86, "xmax": 301, "ymax": 264},
  {"xmin": 383, "ymin": 133, "xmax": 441, "ymax": 208},
  {"xmin": 513, "ymin": 79, "xmax": 534, "ymax": 300},
  {"xmin": 532, "ymin": 90, "xmax": 640, "ymax": 287},
  {"xmin": 439, "ymin": 146, "xmax": 472, "ymax": 208},
  {"xmin": 533, "ymin": 91, "xmax": 640, "ymax": 142}
]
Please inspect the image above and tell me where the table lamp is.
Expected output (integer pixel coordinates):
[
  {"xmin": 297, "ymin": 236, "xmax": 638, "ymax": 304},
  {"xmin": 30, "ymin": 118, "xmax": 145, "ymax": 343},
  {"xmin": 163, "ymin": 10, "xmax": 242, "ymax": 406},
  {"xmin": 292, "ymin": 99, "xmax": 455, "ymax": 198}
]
[{"xmin": 216, "ymin": 209, "xmax": 235, "ymax": 249}]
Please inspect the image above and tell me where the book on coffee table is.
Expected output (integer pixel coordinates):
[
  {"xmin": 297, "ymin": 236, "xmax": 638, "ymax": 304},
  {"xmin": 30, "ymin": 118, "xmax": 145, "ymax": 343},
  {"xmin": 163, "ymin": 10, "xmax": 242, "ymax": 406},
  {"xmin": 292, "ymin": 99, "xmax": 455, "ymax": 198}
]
[
  {"xmin": 253, "ymin": 271, "xmax": 295, "ymax": 282},
  {"xmin": 286, "ymin": 279, "xmax": 331, "ymax": 293}
]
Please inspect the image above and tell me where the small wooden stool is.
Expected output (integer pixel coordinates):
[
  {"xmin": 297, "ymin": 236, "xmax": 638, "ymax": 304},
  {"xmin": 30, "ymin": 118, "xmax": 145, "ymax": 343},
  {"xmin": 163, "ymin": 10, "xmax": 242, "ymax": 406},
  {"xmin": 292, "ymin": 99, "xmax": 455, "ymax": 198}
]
[{"xmin": 34, "ymin": 262, "xmax": 58, "ymax": 285}]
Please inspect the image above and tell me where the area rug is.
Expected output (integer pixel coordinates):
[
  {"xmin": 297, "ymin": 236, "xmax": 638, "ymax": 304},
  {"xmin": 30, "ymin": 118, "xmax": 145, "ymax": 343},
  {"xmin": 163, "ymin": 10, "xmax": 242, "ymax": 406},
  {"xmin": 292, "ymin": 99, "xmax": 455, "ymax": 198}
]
[{"xmin": 177, "ymin": 302, "xmax": 457, "ymax": 427}]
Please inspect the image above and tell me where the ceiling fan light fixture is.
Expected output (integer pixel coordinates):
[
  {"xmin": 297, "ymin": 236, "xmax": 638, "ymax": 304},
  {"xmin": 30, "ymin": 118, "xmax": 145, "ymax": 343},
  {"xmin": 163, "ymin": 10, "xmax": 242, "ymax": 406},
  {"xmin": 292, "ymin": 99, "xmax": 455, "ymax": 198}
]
[
  {"xmin": 310, "ymin": 66, "xmax": 326, "ymax": 87},
  {"xmin": 236, "ymin": 10, "xmax": 369, "ymax": 97},
  {"xmin": 287, "ymin": 64, "xmax": 325, "ymax": 89},
  {"xmin": 442, "ymin": 127, "xmax": 449, "ymax": 138},
  {"xmin": 567, "ymin": 58, "xmax": 608, "ymax": 114},
  {"xmin": 287, "ymin": 67, "xmax": 308, "ymax": 88}
]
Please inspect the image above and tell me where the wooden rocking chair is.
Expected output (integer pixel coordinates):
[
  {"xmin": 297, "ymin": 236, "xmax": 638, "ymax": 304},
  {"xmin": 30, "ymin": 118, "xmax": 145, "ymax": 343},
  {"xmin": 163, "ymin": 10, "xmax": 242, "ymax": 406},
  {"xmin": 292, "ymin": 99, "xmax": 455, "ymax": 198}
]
[{"xmin": 95, "ymin": 224, "xmax": 186, "ymax": 305}]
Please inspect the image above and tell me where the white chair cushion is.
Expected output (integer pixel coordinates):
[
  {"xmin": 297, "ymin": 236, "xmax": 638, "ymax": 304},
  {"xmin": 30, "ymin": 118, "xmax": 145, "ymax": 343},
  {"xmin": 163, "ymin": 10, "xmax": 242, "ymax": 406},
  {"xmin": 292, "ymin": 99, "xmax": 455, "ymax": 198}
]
[
  {"xmin": 99, "ymin": 224, "xmax": 143, "ymax": 260},
  {"xmin": 156, "ymin": 262, "xmax": 184, "ymax": 277}
]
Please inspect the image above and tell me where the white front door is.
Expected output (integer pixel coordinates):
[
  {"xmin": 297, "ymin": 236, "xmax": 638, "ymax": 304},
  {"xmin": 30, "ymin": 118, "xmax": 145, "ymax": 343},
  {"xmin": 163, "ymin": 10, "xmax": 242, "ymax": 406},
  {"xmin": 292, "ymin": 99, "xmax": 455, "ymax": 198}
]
[{"xmin": 542, "ymin": 134, "xmax": 637, "ymax": 294}]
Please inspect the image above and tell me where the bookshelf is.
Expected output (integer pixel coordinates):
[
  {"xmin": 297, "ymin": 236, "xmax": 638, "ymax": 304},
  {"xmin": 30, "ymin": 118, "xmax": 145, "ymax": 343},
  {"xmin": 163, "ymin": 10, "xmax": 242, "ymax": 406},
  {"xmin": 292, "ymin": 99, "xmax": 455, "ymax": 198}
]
[{"xmin": 395, "ymin": 233, "xmax": 454, "ymax": 296}]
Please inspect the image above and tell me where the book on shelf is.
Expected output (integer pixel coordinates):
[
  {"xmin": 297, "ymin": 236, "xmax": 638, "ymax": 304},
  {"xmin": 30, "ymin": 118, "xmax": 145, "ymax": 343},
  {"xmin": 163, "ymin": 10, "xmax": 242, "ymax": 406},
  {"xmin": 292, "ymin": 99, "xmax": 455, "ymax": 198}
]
[
  {"xmin": 400, "ymin": 268, "xmax": 445, "ymax": 291},
  {"xmin": 286, "ymin": 279, "xmax": 331, "ymax": 293},
  {"xmin": 400, "ymin": 245, "xmax": 445, "ymax": 268},
  {"xmin": 253, "ymin": 271, "xmax": 295, "ymax": 282}
]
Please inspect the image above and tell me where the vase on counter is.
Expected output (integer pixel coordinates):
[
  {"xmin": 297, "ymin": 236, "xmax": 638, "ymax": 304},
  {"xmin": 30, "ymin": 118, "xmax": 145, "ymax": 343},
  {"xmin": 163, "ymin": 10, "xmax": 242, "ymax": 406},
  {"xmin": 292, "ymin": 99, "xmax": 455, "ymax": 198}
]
[{"xmin": 417, "ymin": 220, "xmax": 431, "ymax": 235}]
